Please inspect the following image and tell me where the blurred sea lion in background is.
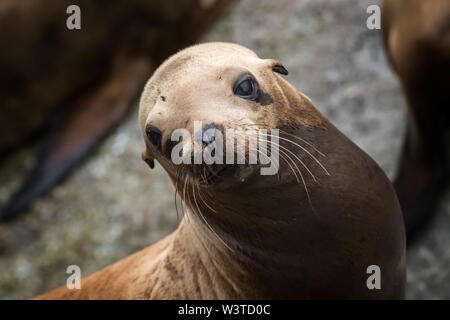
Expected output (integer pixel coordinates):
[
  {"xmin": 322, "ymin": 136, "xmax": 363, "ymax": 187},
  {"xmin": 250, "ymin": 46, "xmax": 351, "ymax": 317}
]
[
  {"xmin": 382, "ymin": 0, "xmax": 450, "ymax": 240},
  {"xmin": 0, "ymin": 0, "xmax": 231, "ymax": 221}
]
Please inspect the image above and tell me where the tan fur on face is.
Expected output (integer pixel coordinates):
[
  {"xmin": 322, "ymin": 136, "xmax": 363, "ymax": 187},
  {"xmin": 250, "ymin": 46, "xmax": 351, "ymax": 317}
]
[{"xmin": 139, "ymin": 42, "xmax": 326, "ymax": 151}]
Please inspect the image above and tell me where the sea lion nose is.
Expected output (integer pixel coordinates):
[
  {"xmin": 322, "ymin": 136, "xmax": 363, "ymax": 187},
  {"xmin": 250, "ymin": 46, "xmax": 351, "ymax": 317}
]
[
  {"xmin": 195, "ymin": 122, "xmax": 219, "ymax": 146},
  {"xmin": 146, "ymin": 126, "xmax": 162, "ymax": 151}
]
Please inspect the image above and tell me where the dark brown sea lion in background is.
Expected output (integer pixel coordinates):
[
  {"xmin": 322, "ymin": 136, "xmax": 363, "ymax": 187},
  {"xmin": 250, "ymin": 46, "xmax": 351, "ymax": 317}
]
[
  {"xmin": 0, "ymin": 0, "xmax": 231, "ymax": 221},
  {"xmin": 36, "ymin": 43, "xmax": 406, "ymax": 299},
  {"xmin": 382, "ymin": 0, "xmax": 450, "ymax": 239}
]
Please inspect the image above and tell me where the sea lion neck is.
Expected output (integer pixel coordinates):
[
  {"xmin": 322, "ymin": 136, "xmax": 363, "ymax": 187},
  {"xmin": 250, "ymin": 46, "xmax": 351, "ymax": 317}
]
[
  {"xmin": 169, "ymin": 207, "xmax": 315, "ymax": 299},
  {"xmin": 169, "ymin": 167, "xmax": 328, "ymax": 298}
]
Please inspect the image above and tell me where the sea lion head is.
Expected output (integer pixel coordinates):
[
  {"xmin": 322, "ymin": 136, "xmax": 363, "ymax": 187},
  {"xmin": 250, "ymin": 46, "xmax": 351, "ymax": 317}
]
[{"xmin": 139, "ymin": 42, "xmax": 326, "ymax": 188}]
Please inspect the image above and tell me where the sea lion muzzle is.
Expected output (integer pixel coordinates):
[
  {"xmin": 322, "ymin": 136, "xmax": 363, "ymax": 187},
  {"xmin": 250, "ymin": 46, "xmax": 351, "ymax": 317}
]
[{"xmin": 195, "ymin": 122, "xmax": 220, "ymax": 147}]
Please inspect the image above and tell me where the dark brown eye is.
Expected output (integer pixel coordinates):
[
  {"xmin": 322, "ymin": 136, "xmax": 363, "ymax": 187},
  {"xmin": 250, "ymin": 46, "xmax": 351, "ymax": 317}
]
[{"xmin": 233, "ymin": 75, "xmax": 258, "ymax": 100}]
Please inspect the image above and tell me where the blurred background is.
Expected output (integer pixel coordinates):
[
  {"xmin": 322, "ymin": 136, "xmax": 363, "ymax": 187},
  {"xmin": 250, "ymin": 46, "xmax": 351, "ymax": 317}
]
[{"xmin": 0, "ymin": 0, "xmax": 449, "ymax": 299}]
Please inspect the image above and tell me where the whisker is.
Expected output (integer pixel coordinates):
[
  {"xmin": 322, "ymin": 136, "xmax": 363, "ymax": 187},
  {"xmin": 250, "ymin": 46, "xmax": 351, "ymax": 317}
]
[
  {"xmin": 251, "ymin": 133, "xmax": 317, "ymax": 182},
  {"xmin": 277, "ymin": 132, "xmax": 330, "ymax": 176},
  {"xmin": 196, "ymin": 179, "xmax": 217, "ymax": 214},
  {"xmin": 191, "ymin": 176, "xmax": 233, "ymax": 252},
  {"xmin": 279, "ymin": 129, "xmax": 326, "ymax": 157},
  {"xmin": 230, "ymin": 121, "xmax": 329, "ymax": 176},
  {"xmin": 174, "ymin": 165, "xmax": 184, "ymax": 221},
  {"xmin": 233, "ymin": 131, "xmax": 313, "ymax": 209},
  {"xmin": 182, "ymin": 165, "xmax": 192, "ymax": 224}
]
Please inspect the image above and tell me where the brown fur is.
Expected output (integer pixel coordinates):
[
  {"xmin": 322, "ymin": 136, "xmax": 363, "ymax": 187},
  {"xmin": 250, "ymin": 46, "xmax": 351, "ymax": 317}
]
[{"xmin": 36, "ymin": 43, "xmax": 405, "ymax": 299}]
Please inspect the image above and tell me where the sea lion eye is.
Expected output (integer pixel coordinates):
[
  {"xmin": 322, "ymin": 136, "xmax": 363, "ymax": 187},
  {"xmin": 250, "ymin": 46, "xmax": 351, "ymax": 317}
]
[{"xmin": 233, "ymin": 75, "xmax": 258, "ymax": 100}]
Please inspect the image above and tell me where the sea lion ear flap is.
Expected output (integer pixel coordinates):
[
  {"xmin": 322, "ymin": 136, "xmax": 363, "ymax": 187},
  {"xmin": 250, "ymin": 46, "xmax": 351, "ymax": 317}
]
[
  {"xmin": 272, "ymin": 62, "xmax": 289, "ymax": 75},
  {"xmin": 142, "ymin": 149, "xmax": 155, "ymax": 169}
]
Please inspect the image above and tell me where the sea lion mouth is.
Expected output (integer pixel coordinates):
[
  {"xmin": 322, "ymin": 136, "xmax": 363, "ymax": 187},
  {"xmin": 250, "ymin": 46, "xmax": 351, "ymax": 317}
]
[
  {"xmin": 181, "ymin": 163, "xmax": 252, "ymax": 185},
  {"xmin": 205, "ymin": 164, "xmax": 246, "ymax": 184}
]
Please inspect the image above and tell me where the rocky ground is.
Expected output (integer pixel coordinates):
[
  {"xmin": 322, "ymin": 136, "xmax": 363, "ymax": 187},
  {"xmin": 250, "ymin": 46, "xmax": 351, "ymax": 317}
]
[{"xmin": 0, "ymin": 0, "xmax": 449, "ymax": 299}]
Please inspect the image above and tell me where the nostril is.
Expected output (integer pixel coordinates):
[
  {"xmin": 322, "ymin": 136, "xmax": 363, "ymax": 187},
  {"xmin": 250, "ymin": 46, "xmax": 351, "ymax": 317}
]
[
  {"xmin": 203, "ymin": 132, "xmax": 215, "ymax": 146},
  {"xmin": 195, "ymin": 122, "xmax": 220, "ymax": 146},
  {"xmin": 146, "ymin": 126, "xmax": 162, "ymax": 151}
]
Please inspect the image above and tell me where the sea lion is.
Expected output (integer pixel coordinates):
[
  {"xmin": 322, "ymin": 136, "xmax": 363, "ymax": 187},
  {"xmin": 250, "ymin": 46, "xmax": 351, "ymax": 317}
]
[
  {"xmin": 36, "ymin": 42, "xmax": 406, "ymax": 299},
  {"xmin": 0, "ymin": 0, "xmax": 231, "ymax": 221},
  {"xmin": 382, "ymin": 0, "xmax": 450, "ymax": 240}
]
